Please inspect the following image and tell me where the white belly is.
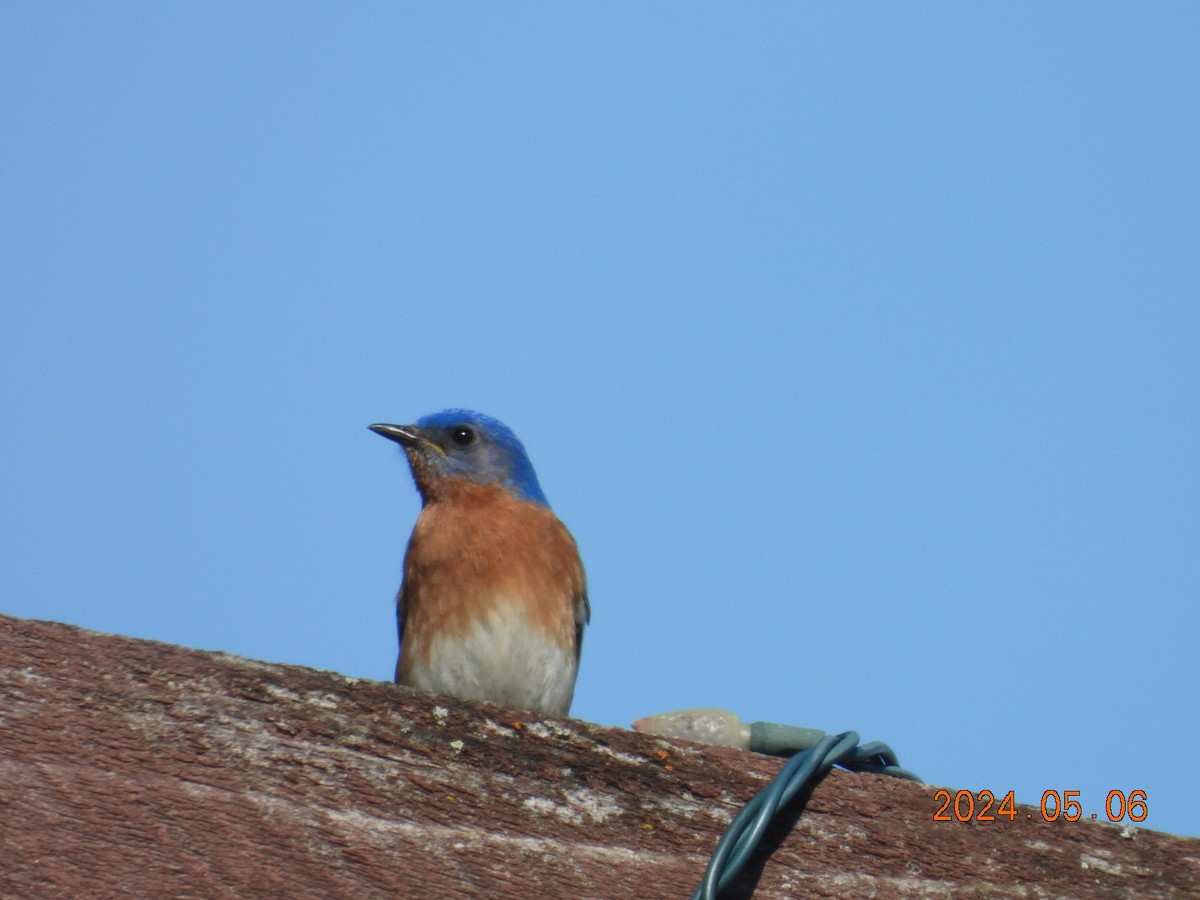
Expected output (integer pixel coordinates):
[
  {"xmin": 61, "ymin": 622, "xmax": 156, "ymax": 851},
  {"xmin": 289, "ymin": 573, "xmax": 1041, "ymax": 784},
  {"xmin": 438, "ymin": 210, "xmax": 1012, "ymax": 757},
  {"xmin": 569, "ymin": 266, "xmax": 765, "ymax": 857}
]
[{"xmin": 401, "ymin": 603, "xmax": 578, "ymax": 716}]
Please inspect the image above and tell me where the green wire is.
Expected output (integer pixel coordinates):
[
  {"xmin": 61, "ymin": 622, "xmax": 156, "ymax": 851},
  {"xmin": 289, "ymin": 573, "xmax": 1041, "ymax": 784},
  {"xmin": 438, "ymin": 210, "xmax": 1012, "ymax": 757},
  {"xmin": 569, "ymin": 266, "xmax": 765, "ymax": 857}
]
[{"xmin": 692, "ymin": 730, "xmax": 920, "ymax": 899}]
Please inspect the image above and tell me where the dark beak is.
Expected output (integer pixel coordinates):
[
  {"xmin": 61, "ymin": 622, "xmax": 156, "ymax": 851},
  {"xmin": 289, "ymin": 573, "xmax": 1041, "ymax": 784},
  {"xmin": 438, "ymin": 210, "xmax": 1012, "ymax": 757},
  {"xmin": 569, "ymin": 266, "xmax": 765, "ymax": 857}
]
[{"xmin": 369, "ymin": 423, "xmax": 421, "ymax": 446}]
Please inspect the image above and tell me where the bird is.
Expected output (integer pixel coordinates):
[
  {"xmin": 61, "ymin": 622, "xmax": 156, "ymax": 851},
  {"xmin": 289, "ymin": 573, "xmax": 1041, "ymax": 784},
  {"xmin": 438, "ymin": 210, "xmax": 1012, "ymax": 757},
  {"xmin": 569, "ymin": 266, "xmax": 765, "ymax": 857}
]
[{"xmin": 369, "ymin": 409, "xmax": 589, "ymax": 716}]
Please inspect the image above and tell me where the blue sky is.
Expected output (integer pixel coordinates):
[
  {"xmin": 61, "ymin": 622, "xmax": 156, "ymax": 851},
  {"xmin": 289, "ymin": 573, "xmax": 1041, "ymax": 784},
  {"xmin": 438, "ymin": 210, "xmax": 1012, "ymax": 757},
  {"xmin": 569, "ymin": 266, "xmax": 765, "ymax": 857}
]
[{"xmin": 3, "ymin": 4, "xmax": 1197, "ymax": 839}]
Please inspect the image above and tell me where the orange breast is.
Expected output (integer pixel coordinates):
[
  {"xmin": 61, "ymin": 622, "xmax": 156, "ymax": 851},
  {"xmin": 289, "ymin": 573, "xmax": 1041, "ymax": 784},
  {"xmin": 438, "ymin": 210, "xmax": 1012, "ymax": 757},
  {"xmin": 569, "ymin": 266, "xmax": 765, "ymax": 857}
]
[{"xmin": 398, "ymin": 480, "xmax": 585, "ymax": 675}]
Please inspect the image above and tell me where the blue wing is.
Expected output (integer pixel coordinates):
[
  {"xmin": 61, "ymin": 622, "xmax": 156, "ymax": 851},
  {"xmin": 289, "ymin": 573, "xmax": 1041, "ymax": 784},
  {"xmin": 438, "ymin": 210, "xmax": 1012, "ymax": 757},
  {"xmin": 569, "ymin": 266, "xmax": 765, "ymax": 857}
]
[{"xmin": 394, "ymin": 583, "xmax": 407, "ymax": 682}]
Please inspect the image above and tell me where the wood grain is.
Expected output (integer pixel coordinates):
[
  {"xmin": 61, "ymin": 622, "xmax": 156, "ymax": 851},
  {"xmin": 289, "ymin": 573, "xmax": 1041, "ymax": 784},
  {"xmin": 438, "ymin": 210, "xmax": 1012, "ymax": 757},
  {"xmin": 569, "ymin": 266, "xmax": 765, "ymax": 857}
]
[{"xmin": 1, "ymin": 614, "xmax": 1196, "ymax": 898}]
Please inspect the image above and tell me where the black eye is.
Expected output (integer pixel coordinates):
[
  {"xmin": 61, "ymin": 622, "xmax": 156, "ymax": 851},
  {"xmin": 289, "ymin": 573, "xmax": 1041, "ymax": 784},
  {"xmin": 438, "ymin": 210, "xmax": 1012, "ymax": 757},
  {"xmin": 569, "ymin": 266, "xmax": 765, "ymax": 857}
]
[{"xmin": 450, "ymin": 427, "xmax": 476, "ymax": 447}]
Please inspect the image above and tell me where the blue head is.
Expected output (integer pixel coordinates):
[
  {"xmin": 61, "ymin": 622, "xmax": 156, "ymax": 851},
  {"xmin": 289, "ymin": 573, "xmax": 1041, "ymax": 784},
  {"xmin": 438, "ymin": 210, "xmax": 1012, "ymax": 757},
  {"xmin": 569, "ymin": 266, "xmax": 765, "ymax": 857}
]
[{"xmin": 369, "ymin": 409, "xmax": 549, "ymax": 506}]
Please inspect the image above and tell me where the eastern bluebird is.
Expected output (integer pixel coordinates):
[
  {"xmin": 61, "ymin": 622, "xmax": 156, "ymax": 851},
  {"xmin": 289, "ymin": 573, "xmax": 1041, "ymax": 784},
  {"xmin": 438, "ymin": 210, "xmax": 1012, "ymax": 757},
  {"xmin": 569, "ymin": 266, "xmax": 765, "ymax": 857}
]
[{"xmin": 370, "ymin": 409, "xmax": 589, "ymax": 716}]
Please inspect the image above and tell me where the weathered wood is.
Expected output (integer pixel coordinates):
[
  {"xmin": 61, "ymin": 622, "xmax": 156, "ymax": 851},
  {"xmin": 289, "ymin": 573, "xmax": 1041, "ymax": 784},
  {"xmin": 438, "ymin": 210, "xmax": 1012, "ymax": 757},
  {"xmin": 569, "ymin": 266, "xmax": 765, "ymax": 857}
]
[{"xmin": 1, "ymin": 613, "xmax": 1196, "ymax": 898}]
